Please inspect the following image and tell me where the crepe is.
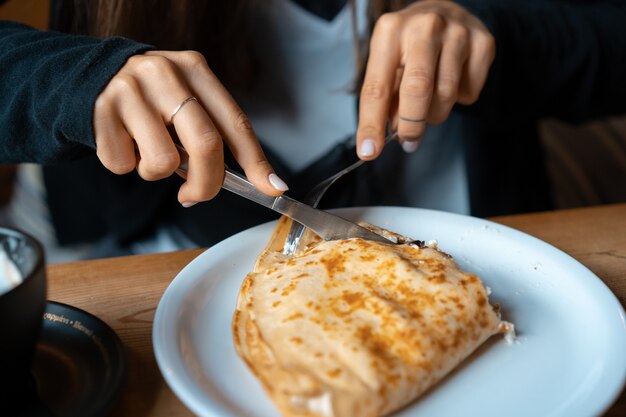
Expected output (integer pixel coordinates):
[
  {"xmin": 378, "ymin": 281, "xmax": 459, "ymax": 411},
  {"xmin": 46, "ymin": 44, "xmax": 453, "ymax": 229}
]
[{"xmin": 233, "ymin": 216, "xmax": 513, "ymax": 417}]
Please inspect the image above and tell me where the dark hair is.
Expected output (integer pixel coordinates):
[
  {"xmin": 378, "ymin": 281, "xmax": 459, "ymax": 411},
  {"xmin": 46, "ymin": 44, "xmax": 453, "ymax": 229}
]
[{"xmin": 70, "ymin": 0, "xmax": 251, "ymax": 87}]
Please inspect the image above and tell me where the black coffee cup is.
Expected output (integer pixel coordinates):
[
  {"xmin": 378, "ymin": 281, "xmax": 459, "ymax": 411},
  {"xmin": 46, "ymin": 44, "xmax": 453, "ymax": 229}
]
[{"xmin": 0, "ymin": 227, "xmax": 46, "ymax": 410}]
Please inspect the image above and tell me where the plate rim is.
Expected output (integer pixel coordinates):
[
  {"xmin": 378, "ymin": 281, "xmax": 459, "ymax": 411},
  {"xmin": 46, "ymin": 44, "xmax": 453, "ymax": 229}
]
[{"xmin": 153, "ymin": 206, "xmax": 626, "ymax": 417}]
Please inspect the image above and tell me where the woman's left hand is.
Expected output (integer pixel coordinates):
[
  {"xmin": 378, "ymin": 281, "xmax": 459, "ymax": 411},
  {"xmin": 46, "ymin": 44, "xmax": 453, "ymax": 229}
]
[{"xmin": 356, "ymin": 0, "xmax": 495, "ymax": 158}]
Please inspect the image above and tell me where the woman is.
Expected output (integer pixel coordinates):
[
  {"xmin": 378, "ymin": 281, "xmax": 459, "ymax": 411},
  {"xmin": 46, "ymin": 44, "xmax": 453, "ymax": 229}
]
[{"xmin": 1, "ymin": 0, "xmax": 626, "ymax": 260}]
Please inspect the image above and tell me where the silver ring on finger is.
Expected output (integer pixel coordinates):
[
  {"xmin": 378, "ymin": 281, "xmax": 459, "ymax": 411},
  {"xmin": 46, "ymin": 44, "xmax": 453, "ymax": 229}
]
[
  {"xmin": 399, "ymin": 116, "xmax": 426, "ymax": 123},
  {"xmin": 169, "ymin": 96, "xmax": 198, "ymax": 124}
]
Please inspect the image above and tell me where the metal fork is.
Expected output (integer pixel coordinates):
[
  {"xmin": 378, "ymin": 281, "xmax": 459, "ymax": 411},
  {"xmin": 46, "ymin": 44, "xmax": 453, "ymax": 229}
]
[{"xmin": 282, "ymin": 132, "xmax": 397, "ymax": 255}]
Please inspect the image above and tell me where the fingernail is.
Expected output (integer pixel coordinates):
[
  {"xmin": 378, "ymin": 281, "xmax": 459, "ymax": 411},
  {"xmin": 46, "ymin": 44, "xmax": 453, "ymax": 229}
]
[
  {"xmin": 402, "ymin": 140, "xmax": 419, "ymax": 153},
  {"xmin": 359, "ymin": 138, "xmax": 375, "ymax": 157},
  {"xmin": 268, "ymin": 173, "xmax": 289, "ymax": 191},
  {"xmin": 182, "ymin": 201, "xmax": 197, "ymax": 208}
]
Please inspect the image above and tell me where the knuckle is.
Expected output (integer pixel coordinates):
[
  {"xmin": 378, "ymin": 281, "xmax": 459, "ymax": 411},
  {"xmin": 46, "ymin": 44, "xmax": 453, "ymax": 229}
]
[
  {"xmin": 436, "ymin": 76, "xmax": 458, "ymax": 102},
  {"xmin": 151, "ymin": 152, "xmax": 180, "ymax": 173},
  {"xmin": 141, "ymin": 153, "xmax": 179, "ymax": 180},
  {"xmin": 109, "ymin": 161, "xmax": 136, "ymax": 175},
  {"xmin": 412, "ymin": 12, "xmax": 446, "ymax": 36},
  {"xmin": 254, "ymin": 158, "xmax": 273, "ymax": 172},
  {"xmin": 140, "ymin": 169, "xmax": 165, "ymax": 181},
  {"xmin": 192, "ymin": 129, "xmax": 224, "ymax": 156},
  {"xmin": 447, "ymin": 25, "xmax": 470, "ymax": 47},
  {"xmin": 97, "ymin": 152, "xmax": 135, "ymax": 175},
  {"xmin": 232, "ymin": 111, "xmax": 254, "ymax": 135},
  {"xmin": 402, "ymin": 68, "xmax": 433, "ymax": 98},
  {"xmin": 360, "ymin": 80, "xmax": 390, "ymax": 101},
  {"xmin": 93, "ymin": 93, "xmax": 113, "ymax": 116},
  {"xmin": 108, "ymin": 74, "xmax": 140, "ymax": 95},
  {"xmin": 181, "ymin": 50, "xmax": 209, "ymax": 71},
  {"xmin": 374, "ymin": 12, "xmax": 401, "ymax": 34},
  {"xmin": 136, "ymin": 55, "xmax": 175, "ymax": 76},
  {"xmin": 139, "ymin": 170, "xmax": 160, "ymax": 181}
]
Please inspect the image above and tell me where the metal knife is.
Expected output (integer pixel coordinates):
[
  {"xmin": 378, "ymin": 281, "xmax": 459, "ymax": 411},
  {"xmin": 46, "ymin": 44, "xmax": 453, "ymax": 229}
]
[
  {"xmin": 222, "ymin": 168, "xmax": 393, "ymax": 244},
  {"xmin": 175, "ymin": 146, "xmax": 392, "ymax": 244}
]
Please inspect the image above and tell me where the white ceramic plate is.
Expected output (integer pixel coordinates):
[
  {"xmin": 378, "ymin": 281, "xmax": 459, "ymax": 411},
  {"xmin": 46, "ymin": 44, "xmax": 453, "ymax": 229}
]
[{"xmin": 153, "ymin": 207, "xmax": 626, "ymax": 417}]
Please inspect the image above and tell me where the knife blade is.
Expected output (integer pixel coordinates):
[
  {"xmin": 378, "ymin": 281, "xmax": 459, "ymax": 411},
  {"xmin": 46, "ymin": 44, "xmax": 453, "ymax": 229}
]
[{"xmin": 222, "ymin": 169, "xmax": 393, "ymax": 244}]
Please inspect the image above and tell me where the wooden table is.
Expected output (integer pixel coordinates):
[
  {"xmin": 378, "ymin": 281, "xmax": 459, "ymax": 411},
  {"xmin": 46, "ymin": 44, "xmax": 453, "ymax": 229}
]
[{"xmin": 47, "ymin": 203, "xmax": 626, "ymax": 417}]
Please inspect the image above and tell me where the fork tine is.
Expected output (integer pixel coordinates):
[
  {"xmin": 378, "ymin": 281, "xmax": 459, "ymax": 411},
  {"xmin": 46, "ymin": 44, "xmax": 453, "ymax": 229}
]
[{"xmin": 282, "ymin": 133, "xmax": 397, "ymax": 255}]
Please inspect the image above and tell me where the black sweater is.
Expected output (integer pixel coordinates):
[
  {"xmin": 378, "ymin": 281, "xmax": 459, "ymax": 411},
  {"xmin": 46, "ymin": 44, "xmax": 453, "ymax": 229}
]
[{"xmin": 1, "ymin": 0, "xmax": 626, "ymax": 247}]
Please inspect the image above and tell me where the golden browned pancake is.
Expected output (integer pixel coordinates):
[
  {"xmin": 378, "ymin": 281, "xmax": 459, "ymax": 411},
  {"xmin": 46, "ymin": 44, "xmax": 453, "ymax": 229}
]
[{"xmin": 233, "ymin": 216, "xmax": 513, "ymax": 417}]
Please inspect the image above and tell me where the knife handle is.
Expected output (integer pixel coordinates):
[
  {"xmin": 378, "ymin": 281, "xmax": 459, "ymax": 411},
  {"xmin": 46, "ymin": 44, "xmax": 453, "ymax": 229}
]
[
  {"xmin": 222, "ymin": 169, "xmax": 277, "ymax": 208},
  {"xmin": 175, "ymin": 144, "xmax": 276, "ymax": 209}
]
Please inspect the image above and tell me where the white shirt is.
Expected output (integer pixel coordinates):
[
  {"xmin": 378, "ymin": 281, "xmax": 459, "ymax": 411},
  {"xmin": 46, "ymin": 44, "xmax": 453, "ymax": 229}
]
[{"xmin": 238, "ymin": 0, "xmax": 368, "ymax": 171}]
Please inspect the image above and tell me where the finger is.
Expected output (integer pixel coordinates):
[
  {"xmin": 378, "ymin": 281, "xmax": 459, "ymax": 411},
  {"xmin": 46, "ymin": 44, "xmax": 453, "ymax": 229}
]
[
  {"xmin": 117, "ymin": 82, "xmax": 180, "ymax": 181},
  {"xmin": 389, "ymin": 93, "xmax": 400, "ymax": 133},
  {"xmin": 159, "ymin": 51, "xmax": 287, "ymax": 196},
  {"xmin": 170, "ymin": 97, "xmax": 226, "ymax": 205},
  {"xmin": 357, "ymin": 13, "xmax": 401, "ymax": 160},
  {"xmin": 387, "ymin": 67, "xmax": 403, "ymax": 132},
  {"xmin": 458, "ymin": 31, "xmax": 495, "ymax": 105},
  {"xmin": 126, "ymin": 54, "xmax": 226, "ymax": 203},
  {"xmin": 93, "ymin": 103, "xmax": 136, "ymax": 175},
  {"xmin": 427, "ymin": 25, "xmax": 469, "ymax": 125},
  {"xmin": 190, "ymin": 81, "xmax": 285, "ymax": 196},
  {"xmin": 397, "ymin": 22, "xmax": 442, "ymax": 146}
]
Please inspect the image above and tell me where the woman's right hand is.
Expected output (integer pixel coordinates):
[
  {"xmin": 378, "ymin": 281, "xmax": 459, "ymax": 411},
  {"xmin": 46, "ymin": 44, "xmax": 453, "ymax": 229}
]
[{"xmin": 93, "ymin": 50, "xmax": 288, "ymax": 207}]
